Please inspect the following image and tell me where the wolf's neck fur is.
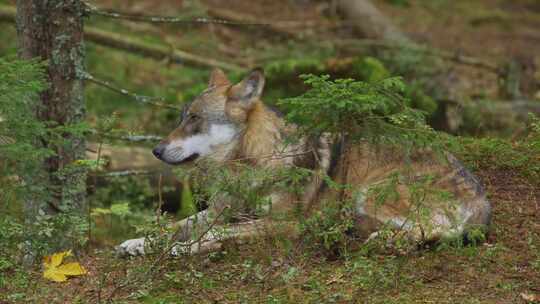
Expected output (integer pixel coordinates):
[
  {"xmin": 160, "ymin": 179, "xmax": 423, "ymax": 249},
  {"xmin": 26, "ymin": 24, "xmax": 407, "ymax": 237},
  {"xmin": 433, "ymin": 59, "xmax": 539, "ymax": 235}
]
[{"xmin": 239, "ymin": 101, "xmax": 296, "ymax": 167}]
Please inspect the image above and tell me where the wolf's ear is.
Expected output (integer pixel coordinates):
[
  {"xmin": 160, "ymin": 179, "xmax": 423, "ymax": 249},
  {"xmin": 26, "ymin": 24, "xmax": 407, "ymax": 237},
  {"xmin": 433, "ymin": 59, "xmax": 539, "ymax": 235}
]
[
  {"xmin": 227, "ymin": 68, "xmax": 265, "ymax": 109},
  {"xmin": 208, "ymin": 68, "xmax": 230, "ymax": 87}
]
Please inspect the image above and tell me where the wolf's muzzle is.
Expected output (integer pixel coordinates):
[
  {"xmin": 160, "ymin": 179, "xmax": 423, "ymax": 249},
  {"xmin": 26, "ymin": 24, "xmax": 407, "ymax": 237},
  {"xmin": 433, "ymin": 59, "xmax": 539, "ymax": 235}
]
[{"xmin": 152, "ymin": 143, "xmax": 167, "ymax": 160}]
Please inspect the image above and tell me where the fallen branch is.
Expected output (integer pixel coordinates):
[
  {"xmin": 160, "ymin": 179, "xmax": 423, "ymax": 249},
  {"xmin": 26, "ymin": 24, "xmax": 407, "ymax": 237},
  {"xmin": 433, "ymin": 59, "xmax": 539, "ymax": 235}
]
[
  {"xmin": 336, "ymin": 39, "xmax": 501, "ymax": 74},
  {"xmin": 83, "ymin": 1, "xmax": 267, "ymax": 26},
  {"xmin": 0, "ymin": 5, "xmax": 246, "ymax": 72},
  {"xmin": 85, "ymin": 27, "xmax": 246, "ymax": 72}
]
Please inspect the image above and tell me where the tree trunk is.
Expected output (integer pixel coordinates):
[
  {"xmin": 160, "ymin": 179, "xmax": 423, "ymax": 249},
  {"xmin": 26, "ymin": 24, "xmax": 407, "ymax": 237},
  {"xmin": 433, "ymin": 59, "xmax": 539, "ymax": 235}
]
[{"xmin": 16, "ymin": 0, "xmax": 87, "ymax": 255}]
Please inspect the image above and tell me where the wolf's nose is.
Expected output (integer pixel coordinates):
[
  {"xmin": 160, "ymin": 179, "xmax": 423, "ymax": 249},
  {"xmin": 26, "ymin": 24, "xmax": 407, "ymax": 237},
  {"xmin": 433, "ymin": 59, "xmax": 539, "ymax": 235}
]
[{"xmin": 152, "ymin": 145, "xmax": 166, "ymax": 159}]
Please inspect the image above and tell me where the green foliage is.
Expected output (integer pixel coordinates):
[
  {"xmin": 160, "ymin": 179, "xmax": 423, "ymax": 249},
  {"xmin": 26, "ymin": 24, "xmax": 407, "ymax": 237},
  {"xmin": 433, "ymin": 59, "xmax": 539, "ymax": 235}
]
[
  {"xmin": 90, "ymin": 176, "xmax": 155, "ymax": 211},
  {"xmin": 0, "ymin": 58, "xmax": 50, "ymax": 182},
  {"xmin": 300, "ymin": 200, "xmax": 354, "ymax": 257},
  {"xmin": 0, "ymin": 216, "xmax": 25, "ymax": 288},
  {"xmin": 353, "ymin": 56, "xmax": 391, "ymax": 83},
  {"xmin": 0, "ymin": 58, "xmax": 53, "ymax": 255},
  {"xmin": 279, "ymin": 74, "xmax": 443, "ymax": 151},
  {"xmin": 91, "ymin": 202, "xmax": 131, "ymax": 218},
  {"xmin": 0, "ymin": 57, "xmax": 91, "ymax": 258}
]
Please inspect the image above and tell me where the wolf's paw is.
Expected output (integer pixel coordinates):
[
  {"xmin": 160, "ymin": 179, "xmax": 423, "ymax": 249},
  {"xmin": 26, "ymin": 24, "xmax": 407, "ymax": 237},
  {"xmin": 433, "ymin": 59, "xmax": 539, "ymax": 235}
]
[{"xmin": 116, "ymin": 238, "xmax": 146, "ymax": 257}]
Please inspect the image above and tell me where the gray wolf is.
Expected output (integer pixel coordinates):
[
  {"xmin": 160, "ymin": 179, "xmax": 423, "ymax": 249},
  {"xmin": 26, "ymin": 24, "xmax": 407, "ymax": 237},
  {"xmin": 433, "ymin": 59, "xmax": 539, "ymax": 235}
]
[{"xmin": 117, "ymin": 68, "xmax": 491, "ymax": 256}]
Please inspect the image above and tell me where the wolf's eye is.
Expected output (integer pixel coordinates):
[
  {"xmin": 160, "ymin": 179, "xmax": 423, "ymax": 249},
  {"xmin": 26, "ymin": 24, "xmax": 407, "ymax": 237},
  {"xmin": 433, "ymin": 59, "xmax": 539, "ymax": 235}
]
[{"xmin": 188, "ymin": 114, "xmax": 200, "ymax": 121}]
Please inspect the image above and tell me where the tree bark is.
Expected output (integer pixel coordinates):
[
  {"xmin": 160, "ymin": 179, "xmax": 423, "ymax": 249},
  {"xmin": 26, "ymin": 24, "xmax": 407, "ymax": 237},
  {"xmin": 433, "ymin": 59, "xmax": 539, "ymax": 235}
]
[{"xmin": 16, "ymin": 0, "xmax": 87, "ymax": 253}]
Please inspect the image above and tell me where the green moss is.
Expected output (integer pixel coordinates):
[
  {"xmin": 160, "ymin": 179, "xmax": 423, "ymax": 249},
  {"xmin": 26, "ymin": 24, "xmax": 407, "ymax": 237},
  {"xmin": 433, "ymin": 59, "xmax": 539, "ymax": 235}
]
[{"xmin": 353, "ymin": 56, "xmax": 391, "ymax": 83}]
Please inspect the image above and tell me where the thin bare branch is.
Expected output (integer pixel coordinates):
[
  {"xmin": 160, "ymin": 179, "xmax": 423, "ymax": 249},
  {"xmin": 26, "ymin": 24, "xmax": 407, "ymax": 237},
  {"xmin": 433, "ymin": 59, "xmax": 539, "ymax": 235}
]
[
  {"xmin": 83, "ymin": 72, "xmax": 180, "ymax": 110},
  {"xmin": 83, "ymin": 1, "xmax": 268, "ymax": 26},
  {"xmin": 88, "ymin": 128, "xmax": 162, "ymax": 143},
  {"xmin": 117, "ymin": 134, "xmax": 163, "ymax": 142},
  {"xmin": 93, "ymin": 170, "xmax": 156, "ymax": 177}
]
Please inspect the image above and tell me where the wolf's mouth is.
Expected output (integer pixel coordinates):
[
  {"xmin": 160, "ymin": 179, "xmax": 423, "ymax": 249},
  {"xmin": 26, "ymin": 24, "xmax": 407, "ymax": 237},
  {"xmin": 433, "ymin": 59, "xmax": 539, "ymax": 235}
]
[{"xmin": 171, "ymin": 153, "xmax": 199, "ymax": 165}]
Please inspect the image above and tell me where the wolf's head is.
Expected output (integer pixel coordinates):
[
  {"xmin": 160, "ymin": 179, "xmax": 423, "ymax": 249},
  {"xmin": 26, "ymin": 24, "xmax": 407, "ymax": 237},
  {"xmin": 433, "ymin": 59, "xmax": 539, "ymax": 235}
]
[{"xmin": 152, "ymin": 68, "xmax": 265, "ymax": 165}]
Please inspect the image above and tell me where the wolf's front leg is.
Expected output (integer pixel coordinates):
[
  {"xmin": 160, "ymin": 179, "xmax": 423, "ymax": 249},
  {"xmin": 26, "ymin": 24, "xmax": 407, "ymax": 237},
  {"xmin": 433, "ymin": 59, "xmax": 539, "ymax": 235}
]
[
  {"xmin": 116, "ymin": 209, "xmax": 212, "ymax": 257},
  {"xmin": 170, "ymin": 219, "xmax": 298, "ymax": 256}
]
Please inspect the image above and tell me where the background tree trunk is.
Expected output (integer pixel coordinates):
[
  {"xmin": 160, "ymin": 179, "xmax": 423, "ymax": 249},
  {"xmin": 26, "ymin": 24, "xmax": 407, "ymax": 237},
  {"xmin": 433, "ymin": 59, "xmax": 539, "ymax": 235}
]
[
  {"xmin": 16, "ymin": 0, "xmax": 87, "ymax": 254},
  {"xmin": 337, "ymin": 0, "xmax": 410, "ymax": 43}
]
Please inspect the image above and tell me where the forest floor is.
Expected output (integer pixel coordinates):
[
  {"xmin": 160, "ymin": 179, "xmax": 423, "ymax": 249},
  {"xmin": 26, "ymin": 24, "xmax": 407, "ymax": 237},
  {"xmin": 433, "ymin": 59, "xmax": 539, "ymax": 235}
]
[
  {"xmin": 8, "ymin": 166, "xmax": 539, "ymax": 303},
  {"xmin": 0, "ymin": 0, "xmax": 539, "ymax": 303}
]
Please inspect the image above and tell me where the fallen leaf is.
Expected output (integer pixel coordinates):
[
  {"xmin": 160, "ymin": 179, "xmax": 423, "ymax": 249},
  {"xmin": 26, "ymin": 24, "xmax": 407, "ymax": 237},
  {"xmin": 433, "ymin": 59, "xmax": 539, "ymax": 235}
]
[{"xmin": 43, "ymin": 250, "xmax": 86, "ymax": 282}]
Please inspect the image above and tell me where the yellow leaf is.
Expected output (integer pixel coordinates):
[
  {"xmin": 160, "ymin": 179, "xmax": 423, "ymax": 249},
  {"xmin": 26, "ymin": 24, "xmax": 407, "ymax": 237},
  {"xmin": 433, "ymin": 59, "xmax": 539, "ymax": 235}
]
[
  {"xmin": 43, "ymin": 268, "xmax": 68, "ymax": 282},
  {"xmin": 56, "ymin": 262, "xmax": 87, "ymax": 276},
  {"xmin": 42, "ymin": 250, "xmax": 86, "ymax": 283},
  {"xmin": 44, "ymin": 250, "xmax": 72, "ymax": 268}
]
